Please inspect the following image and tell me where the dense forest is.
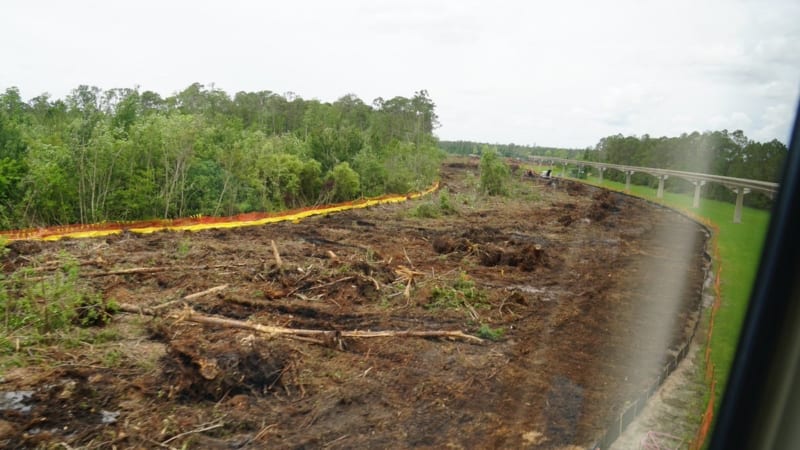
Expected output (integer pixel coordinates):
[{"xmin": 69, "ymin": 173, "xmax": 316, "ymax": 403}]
[
  {"xmin": 0, "ymin": 84, "xmax": 442, "ymax": 229},
  {"xmin": 442, "ymin": 131, "xmax": 787, "ymax": 209}
]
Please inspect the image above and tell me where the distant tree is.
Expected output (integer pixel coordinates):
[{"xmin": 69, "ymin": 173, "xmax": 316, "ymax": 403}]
[
  {"xmin": 585, "ymin": 130, "xmax": 787, "ymax": 208},
  {"xmin": 439, "ymin": 140, "xmax": 583, "ymax": 159}
]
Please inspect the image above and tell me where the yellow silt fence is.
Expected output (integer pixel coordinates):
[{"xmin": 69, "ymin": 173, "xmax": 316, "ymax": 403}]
[{"xmin": 1, "ymin": 181, "xmax": 439, "ymax": 242}]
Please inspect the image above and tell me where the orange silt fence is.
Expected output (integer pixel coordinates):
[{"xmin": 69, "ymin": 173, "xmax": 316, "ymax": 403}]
[
  {"xmin": 690, "ymin": 379, "xmax": 717, "ymax": 450},
  {"xmin": 689, "ymin": 221, "xmax": 723, "ymax": 449}
]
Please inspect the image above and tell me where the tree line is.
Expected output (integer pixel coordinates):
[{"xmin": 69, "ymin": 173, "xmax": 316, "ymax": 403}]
[
  {"xmin": 441, "ymin": 131, "xmax": 787, "ymax": 209},
  {"xmin": 582, "ymin": 131, "xmax": 786, "ymax": 208},
  {"xmin": 439, "ymin": 140, "xmax": 585, "ymax": 160},
  {"xmin": 0, "ymin": 84, "xmax": 443, "ymax": 229}
]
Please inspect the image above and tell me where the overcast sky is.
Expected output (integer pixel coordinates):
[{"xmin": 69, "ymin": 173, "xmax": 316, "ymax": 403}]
[{"xmin": 2, "ymin": 0, "xmax": 798, "ymax": 148}]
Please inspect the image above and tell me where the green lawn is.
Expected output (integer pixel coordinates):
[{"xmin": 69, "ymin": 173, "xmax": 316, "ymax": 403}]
[{"xmin": 530, "ymin": 164, "xmax": 771, "ymax": 403}]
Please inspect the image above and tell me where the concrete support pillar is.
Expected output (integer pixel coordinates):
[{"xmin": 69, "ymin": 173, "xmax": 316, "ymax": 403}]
[
  {"xmin": 733, "ymin": 187, "xmax": 751, "ymax": 224},
  {"xmin": 656, "ymin": 175, "xmax": 668, "ymax": 199},
  {"xmin": 625, "ymin": 171, "xmax": 633, "ymax": 192},
  {"xmin": 598, "ymin": 167, "xmax": 606, "ymax": 184},
  {"xmin": 692, "ymin": 180, "xmax": 706, "ymax": 208}
]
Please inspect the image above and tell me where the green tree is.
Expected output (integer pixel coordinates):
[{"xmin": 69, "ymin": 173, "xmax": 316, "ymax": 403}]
[
  {"xmin": 299, "ymin": 159, "xmax": 322, "ymax": 204},
  {"xmin": 0, "ymin": 88, "xmax": 30, "ymax": 227},
  {"xmin": 479, "ymin": 147, "xmax": 510, "ymax": 196},
  {"xmin": 353, "ymin": 148, "xmax": 388, "ymax": 196},
  {"xmin": 19, "ymin": 141, "xmax": 78, "ymax": 225},
  {"xmin": 326, "ymin": 162, "xmax": 361, "ymax": 202}
]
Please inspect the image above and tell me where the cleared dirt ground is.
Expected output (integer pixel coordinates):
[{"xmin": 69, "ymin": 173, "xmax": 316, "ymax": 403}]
[{"xmin": 0, "ymin": 159, "xmax": 708, "ymax": 449}]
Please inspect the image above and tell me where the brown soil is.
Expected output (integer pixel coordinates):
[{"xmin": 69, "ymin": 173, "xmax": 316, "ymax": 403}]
[{"xmin": 0, "ymin": 160, "xmax": 708, "ymax": 449}]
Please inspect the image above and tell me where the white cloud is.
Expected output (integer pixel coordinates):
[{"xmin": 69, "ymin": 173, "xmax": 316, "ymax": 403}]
[{"xmin": 1, "ymin": 0, "xmax": 798, "ymax": 147}]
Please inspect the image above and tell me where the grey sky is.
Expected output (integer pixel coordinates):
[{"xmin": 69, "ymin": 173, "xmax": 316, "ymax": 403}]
[{"xmin": 2, "ymin": 0, "xmax": 798, "ymax": 148}]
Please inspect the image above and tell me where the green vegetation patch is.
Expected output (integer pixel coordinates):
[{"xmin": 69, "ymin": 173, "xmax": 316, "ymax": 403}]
[
  {"xmin": 409, "ymin": 188, "xmax": 459, "ymax": 219},
  {"xmin": 479, "ymin": 149, "xmax": 511, "ymax": 196},
  {"xmin": 477, "ymin": 324, "xmax": 505, "ymax": 341},
  {"xmin": 428, "ymin": 272, "xmax": 489, "ymax": 310},
  {"xmin": 1, "ymin": 252, "xmax": 118, "ymax": 354}
]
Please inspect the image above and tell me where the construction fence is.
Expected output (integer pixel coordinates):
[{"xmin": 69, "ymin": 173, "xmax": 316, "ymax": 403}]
[{"xmin": 0, "ymin": 182, "xmax": 439, "ymax": 242}]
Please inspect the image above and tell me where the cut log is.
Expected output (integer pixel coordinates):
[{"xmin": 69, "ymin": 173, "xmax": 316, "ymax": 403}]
[
  {"xmin": 181, "ymin": 284, "xmax": 229, "ymax": 302},
  {"xmin": 118, "ymin": 284, "xmax": 229, "ymax": 315},
  {"xmin": 168, "ymin": 308, "xmax": 484, "ymax": 345}
]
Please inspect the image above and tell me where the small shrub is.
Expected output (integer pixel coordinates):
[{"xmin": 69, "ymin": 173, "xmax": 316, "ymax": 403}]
[
  {"xmin": 480, "ymin": 148, "xmax": 511, "ymax": 196},
  {"xmin": 428, "ymin": 272, "xmax": 488, "ymax": 309},
  {"xmin": 410, "ymin": 189, "xmax": 458, "ymax": 219},
  {"xmin": 410, "ymin": 202, "xmax": 441, "ymax": 219},
  {"xmin": 176, "ymin": 238, "xmax": 191, "ymax": 258},
  {"xmin": 478, "ymin": 324, "xmax": 505, "ymax": 341},
  {"xmin": 74, "ymin": 293, "xmax": 118, "ymax": 327},
  {"xmin": 438, "ymin": 188, "xmax": 458, "ymax": 215},
  {"xmin": 103, "ymin": 349, "xmax": 124, "ymax": 367},
  {"xmin": 2, "ymin": 253, "xmax": 113, "ymax": 338}
]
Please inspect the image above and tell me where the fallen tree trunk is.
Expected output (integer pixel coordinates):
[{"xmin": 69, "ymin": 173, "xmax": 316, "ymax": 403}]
[
  {"xmin": 181, "ymin": 284, "xmax": 229, "ymax": 302},
  {"xmin": 85, "ymin": 263, "xmax": 246, "ymax": 277},
  {"xmin": 119, "ymin": 305, "xmax": 483, "ymax": 345},
  {"xmin": 117, "ymin": 284, "xmax": 229, "ymax": 315},
  {"xmin": 168, "ymin": 309, "xmax": 484, "ymax": 345}
]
